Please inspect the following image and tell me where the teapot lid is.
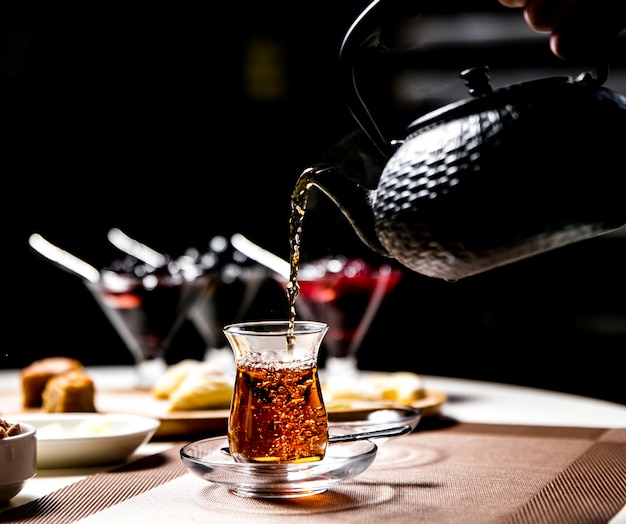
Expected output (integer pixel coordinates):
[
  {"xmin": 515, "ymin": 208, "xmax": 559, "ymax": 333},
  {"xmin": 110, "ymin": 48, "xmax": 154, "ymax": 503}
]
[{"xmin": 404, "ymin": 66, "xmax": 603, "ymax": 137}]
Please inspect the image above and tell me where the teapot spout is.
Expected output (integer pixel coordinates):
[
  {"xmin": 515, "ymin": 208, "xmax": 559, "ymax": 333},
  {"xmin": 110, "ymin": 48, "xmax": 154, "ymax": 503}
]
[{"xmin": 300, "ymin": 165, "xmax": 389, "ymax": 257}]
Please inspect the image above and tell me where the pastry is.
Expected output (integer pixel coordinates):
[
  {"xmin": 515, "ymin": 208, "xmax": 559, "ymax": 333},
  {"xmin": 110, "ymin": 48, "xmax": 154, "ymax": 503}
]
[
  {"xmin": 165, "ymin": 363, "xmax": 233, "ymax": 411},
  {"xmin": 41, "ymin": 369, "xmax": 97, "ymax": 413},
  {"xmin": 323, "ymin": 371, "xmax": 425, "ymax": 404},
  {"xmin": 151, "ymin": 359, "xmax": 202, "ymax": 400},
  {"xmin": 367, "ymin": 371, "xmax": 426, "ymax": 403},
  {"xmin": 20, "ymin": 356, "xmax": 84, "ymax": 408}
]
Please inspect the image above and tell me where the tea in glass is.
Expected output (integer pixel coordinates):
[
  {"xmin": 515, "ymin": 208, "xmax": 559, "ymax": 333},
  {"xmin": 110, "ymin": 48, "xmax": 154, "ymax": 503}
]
[{"xmin": 223, "ymin": 321, "xmax": 329, "ymax": 463}]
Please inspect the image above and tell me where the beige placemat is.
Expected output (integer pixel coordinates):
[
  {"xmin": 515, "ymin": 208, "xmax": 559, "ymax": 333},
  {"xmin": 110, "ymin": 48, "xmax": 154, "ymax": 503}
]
[{"xmin": 2, "ymin": 422, "xmax": 625, "ymax": 524}]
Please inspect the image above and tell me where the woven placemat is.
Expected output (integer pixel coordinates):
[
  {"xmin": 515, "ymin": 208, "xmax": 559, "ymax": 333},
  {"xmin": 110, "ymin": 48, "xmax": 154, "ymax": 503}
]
[{"xmin": 2, "ymin": 422, "xmax": 625, "ymax": 524}]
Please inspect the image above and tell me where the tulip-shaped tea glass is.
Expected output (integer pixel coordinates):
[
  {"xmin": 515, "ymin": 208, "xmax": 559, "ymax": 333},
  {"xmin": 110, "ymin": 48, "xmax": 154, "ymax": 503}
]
[
  {"xmin": 85, "ymin": 261, "xmax": 209, "ymax": 388},
  {"xmin": 223, "ymin": 320, "xmax": 329, "ymax": 463}
]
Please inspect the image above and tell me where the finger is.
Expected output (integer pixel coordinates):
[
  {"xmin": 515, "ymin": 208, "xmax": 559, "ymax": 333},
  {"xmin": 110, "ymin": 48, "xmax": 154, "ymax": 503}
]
[
  {"xmin": 551, "ymin": 26, "xmax": 619, "ymax": 62},
  {"xmin": 548, "ymin": 1, "xmax": 626, "ymax": 60},
  {"xmin": 522, "ymin": 0, "xmax": 565, "ymax": 32},
  {"xmin": 497, "ymin": 0, "xmax": 527, "ymax": 7}
]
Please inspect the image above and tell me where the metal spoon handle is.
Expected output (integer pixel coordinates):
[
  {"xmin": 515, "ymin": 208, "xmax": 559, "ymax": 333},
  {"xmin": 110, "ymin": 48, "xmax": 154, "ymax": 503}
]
[
  {"xmin": 220, "ymin": 424, "xmax": 412, "ymax": 456},
  {"xmin": 329, "ymin": 424, "xmax": 412, "ymax": 442},
  {"xmin": 107, "ymin": 228, "xmax": 168, "ymax": 268},
  {"xmin": 230, "ymin": 233, "xmax": 290, "ymax": 279},
  {"xmin": 28, "ymin": 233, "xmax": 100, "ymax": 283}
]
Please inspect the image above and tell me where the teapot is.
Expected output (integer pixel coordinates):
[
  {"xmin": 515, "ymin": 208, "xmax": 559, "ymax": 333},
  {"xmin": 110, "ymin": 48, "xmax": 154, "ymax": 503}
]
[{"xmin": 305, "ymin": 0, "xmax": 626, "ymax": 280}]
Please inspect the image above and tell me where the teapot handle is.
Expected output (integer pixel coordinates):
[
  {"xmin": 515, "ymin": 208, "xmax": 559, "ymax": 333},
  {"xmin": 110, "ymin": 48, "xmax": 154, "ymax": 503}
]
[
  {"xmin": 339, "ymin": 0, "xmax": 611, "ymax": 159},
  {"xmin": 339, "ymin": 0, "xmax": 400, "ymax": 158}
]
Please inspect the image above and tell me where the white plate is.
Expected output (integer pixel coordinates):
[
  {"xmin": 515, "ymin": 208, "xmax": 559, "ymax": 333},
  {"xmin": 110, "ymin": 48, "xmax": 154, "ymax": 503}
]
[{"xmin": 7, "ymin": 413, "xmax": 160, "ymax": 468}]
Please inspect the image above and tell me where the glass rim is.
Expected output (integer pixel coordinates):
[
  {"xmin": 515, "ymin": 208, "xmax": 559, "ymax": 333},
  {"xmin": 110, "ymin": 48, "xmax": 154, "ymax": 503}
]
[
  {"xmin": 223, "ymin": 320, "xmax": 328, "ymax": 335},
  {"xmin": 83, "ymin": 270, "xmax": 209, "ymax": 292}
]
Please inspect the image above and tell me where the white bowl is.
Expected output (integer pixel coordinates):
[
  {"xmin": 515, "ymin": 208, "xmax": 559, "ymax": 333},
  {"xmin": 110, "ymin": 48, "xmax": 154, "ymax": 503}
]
[
  {"xmin": 9, "ymin": 413, "xmax": 160, "ymax": 469},
  {"xmin": 0, "ymin": 421, "xmax": 37, "ymax": 504}
]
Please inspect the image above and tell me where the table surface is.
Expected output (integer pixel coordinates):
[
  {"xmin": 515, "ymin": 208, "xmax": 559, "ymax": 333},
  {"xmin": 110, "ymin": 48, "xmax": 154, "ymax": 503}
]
[{"xmin": 1, "ymin": 366, "xmax": 625, "ymax": 522}]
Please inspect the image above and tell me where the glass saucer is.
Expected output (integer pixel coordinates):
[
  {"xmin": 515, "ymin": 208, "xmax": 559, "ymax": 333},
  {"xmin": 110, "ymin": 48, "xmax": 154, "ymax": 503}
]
[{"xmin": 180, "ymin": 435, "xmax": 377, "ymax": 499}]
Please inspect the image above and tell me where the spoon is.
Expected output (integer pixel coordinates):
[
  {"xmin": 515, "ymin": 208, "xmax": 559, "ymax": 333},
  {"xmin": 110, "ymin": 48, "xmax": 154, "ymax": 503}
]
[
  {"xmin": 28, "ymin": 233, "xmax": 101, "ymax": 283},
  {"xmin": 219, "ymin": 424, "xmax": 412, "ymax": 456},
  {"xmin": 229, "ymin": 233, "xmax": 318, "ymax": 318},
  {"xmin": 107, "ymin": 228, "xmax": 168, "ymax": 268},
  {"xmin": 230, "ymin": 233, "xmax": 290, "ymax": 279}
]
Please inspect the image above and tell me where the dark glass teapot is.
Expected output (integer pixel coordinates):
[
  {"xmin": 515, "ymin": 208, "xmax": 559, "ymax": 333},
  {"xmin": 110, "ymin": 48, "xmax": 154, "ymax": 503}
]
[{"xmin": 306, "ymin": 0, "xmax": 626, "ymax": 280}]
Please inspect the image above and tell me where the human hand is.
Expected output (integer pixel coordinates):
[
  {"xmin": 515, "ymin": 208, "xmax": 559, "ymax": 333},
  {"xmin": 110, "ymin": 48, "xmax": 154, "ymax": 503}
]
[{"xmin": 498, "ymin": 0, "xmax": 626, "ymax": 61}]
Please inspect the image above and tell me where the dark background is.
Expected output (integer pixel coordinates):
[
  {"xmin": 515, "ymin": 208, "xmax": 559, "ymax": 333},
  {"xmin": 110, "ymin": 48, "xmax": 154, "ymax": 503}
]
[{"xmin": 3, "ymin": 1, "xmax": 625, "ymax": 404}]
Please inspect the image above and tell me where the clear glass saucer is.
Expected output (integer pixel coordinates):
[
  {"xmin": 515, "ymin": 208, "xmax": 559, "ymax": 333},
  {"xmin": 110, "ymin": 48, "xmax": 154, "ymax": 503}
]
[{"xmin": 180, "ymin": 435, "xmax": 378, "ymax": 499}]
